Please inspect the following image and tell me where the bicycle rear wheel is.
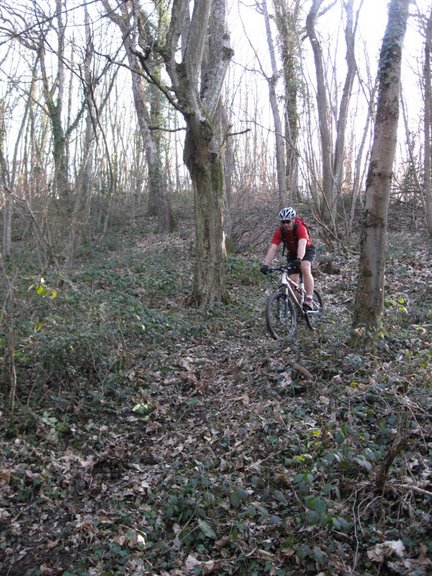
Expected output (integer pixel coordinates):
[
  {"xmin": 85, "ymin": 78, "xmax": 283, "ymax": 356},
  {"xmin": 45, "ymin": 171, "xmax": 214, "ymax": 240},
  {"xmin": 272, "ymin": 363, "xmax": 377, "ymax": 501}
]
[
  {"xmin": 304, "ymin": 289, "xmax": 324, "ymax": 330},
  {"xmin": 265, "ymin": 290, "xmax": 297, "ymax": 339}
]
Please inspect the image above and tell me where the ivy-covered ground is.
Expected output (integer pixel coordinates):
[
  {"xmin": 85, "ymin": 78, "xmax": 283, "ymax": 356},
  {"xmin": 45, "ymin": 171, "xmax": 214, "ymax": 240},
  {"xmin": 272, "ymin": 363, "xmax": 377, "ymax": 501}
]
[{"xmin": 1, "ymin": 212, "xmax": 431, "ymax": 576}]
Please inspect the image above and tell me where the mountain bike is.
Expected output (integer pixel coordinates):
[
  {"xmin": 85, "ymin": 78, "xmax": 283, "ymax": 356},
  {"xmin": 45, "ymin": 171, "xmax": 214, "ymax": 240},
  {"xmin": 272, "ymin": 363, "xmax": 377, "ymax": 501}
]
[{"xmin": 265, "ymin": 264, "xmax": 323, "ymax": 339}]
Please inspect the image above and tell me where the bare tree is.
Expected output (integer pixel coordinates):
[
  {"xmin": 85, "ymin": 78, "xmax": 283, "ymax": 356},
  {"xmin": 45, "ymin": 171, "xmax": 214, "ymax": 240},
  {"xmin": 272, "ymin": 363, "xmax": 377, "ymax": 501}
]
[
  {"xmin": 333, "ymin": 0, "xmax": 358, "ymax": 211},
  {"xmin": 132, "ymin": 0, "xmax": 233, "ymax": 306},
  {"xmin": 261, "ymin": 0, "xmax": 286, "ymax": 206},
  {"xmin": 0, "ymin": 38, "xmax": 50, "ymax": 264},
  {"xmin": 306, "ymin": 0, "xmax": 335, "ymax": 225},
  {"xmin": 101, "ymin": 0, "xmax": 172, "ymax": 233},
  {"xmin": 306, "ymin": 0, "xmax": 360, "ymax": 230},
  {"xmin": 273, "ymin": 0, "xmax": 302, "ymax": 201},
  {"xmin": 353, "ymin": 0, "xmax": 410, "ymax": 334},
  {"xmin": 1, "ymin": 1, "xmax": 89, "ymax": 205},
  {"xmin": 220, "ymin": 104, "xmax": 234, "ymax": 241},
  {"xmin": 0, "ymin": 99, "xmax": 11, "ymax": 261},
  {"xmin": 423, "ymin": 6, "xmax": 432, "ymax": 235},
  {"xmin": 240, "ymin": 0, "xmax": 294, "ymax": 207},
  {"xmin": 37, "ymin": 0, "xmax": 72, "ymax": 202},
  {"xmin": 348, "ymin": 63, "xmax": 377, "ymax": 236},
  {"xmin": 67, "ymin": 6, "xmax": 101, "ymax": 263}
]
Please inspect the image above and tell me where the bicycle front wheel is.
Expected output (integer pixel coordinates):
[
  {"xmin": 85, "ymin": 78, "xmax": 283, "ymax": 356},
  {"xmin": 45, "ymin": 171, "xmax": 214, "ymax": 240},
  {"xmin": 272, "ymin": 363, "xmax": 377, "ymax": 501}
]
[
  {"xmin": 265, "ymin": 290, "xmax": 297, "ymax": 340},
  {"xmin": 304, "ymin": 289, "xmax": 324, "ymax": 330}
]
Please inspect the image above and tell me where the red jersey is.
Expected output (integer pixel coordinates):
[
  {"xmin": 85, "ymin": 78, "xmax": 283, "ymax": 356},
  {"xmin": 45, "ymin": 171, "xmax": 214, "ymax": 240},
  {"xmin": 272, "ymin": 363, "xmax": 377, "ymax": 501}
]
[{"xmin": 271, "ymin": 218, "xmax": 312, "ymax": 258}]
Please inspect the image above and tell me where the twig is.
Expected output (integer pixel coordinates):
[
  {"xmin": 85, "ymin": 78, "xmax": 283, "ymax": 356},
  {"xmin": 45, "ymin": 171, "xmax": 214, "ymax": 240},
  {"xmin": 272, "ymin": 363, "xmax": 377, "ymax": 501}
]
[
  {"xmin": 375, "ymin": 437, "xmax": 410, "ymax": 493},
  {"xmin": 393, "ymin": 484, "xmax": 432, "ymax": 498},
  {"xmin": 287, "ymin": 359, "xmax": 314, "ymax": 381}
]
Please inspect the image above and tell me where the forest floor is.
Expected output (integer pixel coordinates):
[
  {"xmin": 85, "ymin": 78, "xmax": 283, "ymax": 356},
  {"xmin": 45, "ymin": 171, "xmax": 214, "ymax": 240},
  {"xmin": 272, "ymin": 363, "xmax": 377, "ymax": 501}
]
[{"xmin": 1, "ymin": 210, "xmax": 432, "ymax": 576}]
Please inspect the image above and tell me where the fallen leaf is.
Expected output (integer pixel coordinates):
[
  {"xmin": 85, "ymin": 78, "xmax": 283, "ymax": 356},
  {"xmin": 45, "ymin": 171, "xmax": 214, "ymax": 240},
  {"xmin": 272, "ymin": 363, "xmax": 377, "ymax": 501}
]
[{"xmin": 367, "ymin": 540, "xmax": 405, "ymax": 562}]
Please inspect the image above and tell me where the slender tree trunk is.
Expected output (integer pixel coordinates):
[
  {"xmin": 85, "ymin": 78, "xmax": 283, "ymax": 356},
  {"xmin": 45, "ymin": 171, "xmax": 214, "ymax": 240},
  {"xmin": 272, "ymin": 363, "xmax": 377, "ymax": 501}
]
[
  {"xmin": 423, "ymin": 8, "xmax": 432, "ymax": 235},
  {"xmin": 39, "ymin": 0, "xmax": 70, "ymax": 202},
  {"xmin": 219, "ymin": 103, "xmax": 233, "ymax": 241},
  {"xmin": 274, "ymin": 0, "xmax": 301, "ymax": 201},
  {"xmin": 262, "ymin": 0, "xmax": 286, "ymax": 206},
  {"xmin": 130, "ymin": 66, "xmax": 172, "ymax": 232},
  {"xmin": 353, "ymin": 0, "xmax": 410, "ymax": 332},
  {"xmin": 0, "ymin": 101, "xmax": 11, "ymax": 261},
  {"xmin": 306, "ymin": 0, "xmax": 336, "ymax": 226},
  {"xmin": 147, "ymin": 80, "xmax": 172, "ymax": 233},
  {"xmin": 102, "ymin": 0, "xmax": 172, "ymax": 233},
  {"xmin": 333, "ymin": 0, "xmax": 357, "ymax": 200},
  {"xmin": 349, "ymin": 76, "xmax": 377, "ymax": 235},
  {"xmin": 67, "ymin": 8, "xmax": 94, "ymax": 265}
]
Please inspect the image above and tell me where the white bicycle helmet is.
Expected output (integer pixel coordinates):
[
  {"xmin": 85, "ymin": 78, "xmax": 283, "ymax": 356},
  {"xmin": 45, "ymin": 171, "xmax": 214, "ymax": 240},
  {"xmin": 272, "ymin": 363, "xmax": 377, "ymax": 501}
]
[{"xmin": 278, "ymin": 207, "xmax": 296, "ymax": 221}]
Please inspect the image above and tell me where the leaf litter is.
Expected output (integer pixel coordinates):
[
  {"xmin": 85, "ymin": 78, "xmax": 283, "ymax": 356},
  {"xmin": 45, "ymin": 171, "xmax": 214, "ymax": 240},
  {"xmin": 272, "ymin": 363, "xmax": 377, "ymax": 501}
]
[{"xmin": 1, "ymin": 213, "xmax": 432, "ymax": 575}]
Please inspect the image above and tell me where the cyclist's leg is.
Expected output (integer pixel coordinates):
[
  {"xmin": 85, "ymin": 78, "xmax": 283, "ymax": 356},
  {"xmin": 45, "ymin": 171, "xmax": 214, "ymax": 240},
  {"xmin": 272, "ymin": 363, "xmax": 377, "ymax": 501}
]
[
  {"xmin": 301, "ymin": 247, "xmax": 315, "ymax": 305},
  {"xmin": 287, "ymin": 256, "xmax": 301, "ymax": 303},
  {"xmin": 304, "ymin": 289, "xmax": 324, "ymax": 330},
  {"xmin": 302, "ymin": 261, "xmax": 314, "ymax": 297}
]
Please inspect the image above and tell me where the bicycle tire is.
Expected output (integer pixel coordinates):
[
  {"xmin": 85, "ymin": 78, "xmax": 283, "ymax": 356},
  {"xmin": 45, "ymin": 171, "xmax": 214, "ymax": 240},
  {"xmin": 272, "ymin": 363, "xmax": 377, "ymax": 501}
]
[
  {"xmin": 265, "ymin": 290, "xmax": 297, "ymax": 339},
  {"xmin": 304, "ymin": 289, "xmax": 324, "ymax": 330}
]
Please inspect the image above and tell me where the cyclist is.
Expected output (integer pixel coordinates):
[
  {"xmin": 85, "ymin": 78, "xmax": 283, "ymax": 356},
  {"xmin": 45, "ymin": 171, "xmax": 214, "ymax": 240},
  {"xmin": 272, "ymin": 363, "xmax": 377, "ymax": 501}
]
[{"xmin": 260, "ymin": 207, "xmax": 316, "ymax": 310}]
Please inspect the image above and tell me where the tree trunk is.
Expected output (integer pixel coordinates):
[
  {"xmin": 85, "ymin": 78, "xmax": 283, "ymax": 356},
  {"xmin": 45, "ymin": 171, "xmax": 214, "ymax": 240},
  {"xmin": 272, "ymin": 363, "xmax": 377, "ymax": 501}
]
[
  {"xmin": 101, "ymin": 0, "xmax": 172, "ymax": 233},
  {"xmin": 274, "ymin": 0, "xmax": 301, "ymax": 201},
  {"xmin": 353, "ymin": 0, "xmax": 410, "ymax": 332},
  {"xmin": 262, "ymin": 0, "xmax": 286, "ymax": 206},
  {"xmin": 67, "ymin": 7, "xmax": 94, "ymax": 265},
  {"xmin": 219, "ymin": 103, "xmax": 233, "ymax": 241},
  {"xmin": 131, "ymin": 68, "xmax": 172, "ymax": 233},
  {"xmin": 0, "ymin": 102, "xmax": 11, "ymax": 261},
  {"xmin": 147, "ymin": 80, "xmax": 172, "ymax": 233},
  {"xmin": 39, "ymin": 0, "xmax": 70, "ymax": 202},
  {"xmin": 423, "ymin": 8, "xmax": 432, "ymax": 235},
  {"xmin": 306, "ymin": 0, "xmax": 336, "ymax": 226},
  {"xmin": 349, "ymin": 77, "xmax": 378, "ymax": 236},
  {"xmin": 155, "ymin": 0, "xmax": 232, "ymax": 307},
  {"xmin": 333, "ymin": 0, "xmax": 357, "ymax": 201},
  {"xmin": 185, "ymin": 116, "xmax": 228, "ymax": 305}
]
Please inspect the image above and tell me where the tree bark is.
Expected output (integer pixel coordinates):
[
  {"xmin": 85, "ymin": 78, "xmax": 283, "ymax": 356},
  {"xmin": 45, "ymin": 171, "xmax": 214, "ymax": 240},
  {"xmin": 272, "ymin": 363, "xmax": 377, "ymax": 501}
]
[
  {"xmin": 218, "ymin": 103, "xmax": 233, "ymax": 242},
  {"xmin": 184, "ymin": 115, "xmax": 227, "ymax": 305},
  {"xmin": 423, "ymin": 8, "xmax": 432, "ymax": 235},
  {"xmin": 333, "ymin": 0, "xmax": 357, "ymax": 201},
  {"xmin": 274, "ymin": 0, "xmax": 301, "ymax": 201},
  {"xmin": 152, "ymin": 0, "xmax": 232, "ymax": 306},
  {"xmin": 38, "ymin": 0, "xmax": 70, "ymax": 202},
  {"xmin": 353, "ymin": 0, "xmax": 410, "ymax": 332},
  {"xmin": 262, "ymin": 0, "xmax": 286, "ymax": 207},
  {"xmin": 0, "ymin": 101, "xmax": 11, "ymax": 262}
]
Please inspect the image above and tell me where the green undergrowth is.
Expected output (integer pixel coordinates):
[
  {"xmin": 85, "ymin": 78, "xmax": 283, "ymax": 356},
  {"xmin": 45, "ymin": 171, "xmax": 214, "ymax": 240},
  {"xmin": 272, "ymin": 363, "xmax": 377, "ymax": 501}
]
[
  {"xmin": 1, "ymin": 220, "xmax": 431, "ymax": 576},
  {"xmin": 1, "ymin": 239, "xmax": 267, "ymax": 423}
]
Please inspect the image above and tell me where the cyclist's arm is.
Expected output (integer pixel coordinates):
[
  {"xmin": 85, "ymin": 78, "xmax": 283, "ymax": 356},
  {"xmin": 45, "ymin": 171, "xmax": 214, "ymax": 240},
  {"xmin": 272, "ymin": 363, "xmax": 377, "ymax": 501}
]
[
  {"xmin": 263, "ymin": 243, "xmax": 278, "ymax": 266},
  {"xmin": 297, "ymin": 238, "xmax": 307, "ymax": 260}
]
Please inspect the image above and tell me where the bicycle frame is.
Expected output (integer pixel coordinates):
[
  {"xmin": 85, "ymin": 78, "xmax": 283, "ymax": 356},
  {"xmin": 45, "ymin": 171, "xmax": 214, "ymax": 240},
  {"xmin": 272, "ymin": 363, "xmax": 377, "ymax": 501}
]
[
  {"xmin": 275, "ymin": 266, "xmax": 307, "ymax": 314},
  {"xmin": 265, "ymin": 264, "xmax": 323, "ymax": 338}
]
